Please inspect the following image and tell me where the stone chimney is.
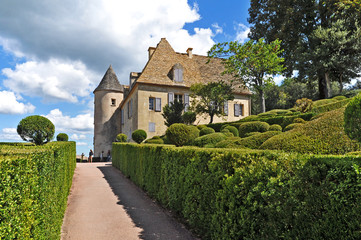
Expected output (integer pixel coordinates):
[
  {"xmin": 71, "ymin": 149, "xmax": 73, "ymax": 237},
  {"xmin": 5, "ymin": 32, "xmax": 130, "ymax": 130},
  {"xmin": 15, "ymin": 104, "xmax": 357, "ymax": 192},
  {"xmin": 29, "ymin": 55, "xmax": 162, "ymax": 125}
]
[
  {"xmin": 187, "ymin": 48, "xmax": 193, "ymax": 58},
  {"xmin": 148, "ymin": 47, "xmax": 156, "ymax": 59},
  {"xmin": 129, "ymin": 72, "xmax": 141, "ymax": 87}
]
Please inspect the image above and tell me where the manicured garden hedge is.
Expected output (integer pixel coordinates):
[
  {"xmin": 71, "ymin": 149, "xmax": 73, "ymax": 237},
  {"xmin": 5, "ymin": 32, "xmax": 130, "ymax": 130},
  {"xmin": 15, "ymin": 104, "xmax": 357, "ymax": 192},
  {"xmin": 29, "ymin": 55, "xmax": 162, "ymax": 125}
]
[
  {"xmin": 0, "ymin": 142, "xmax": 76, "ymax": 239},
  {"xmin": 113, "ymin": 143, "xmax": 361, "ymax": 239}
]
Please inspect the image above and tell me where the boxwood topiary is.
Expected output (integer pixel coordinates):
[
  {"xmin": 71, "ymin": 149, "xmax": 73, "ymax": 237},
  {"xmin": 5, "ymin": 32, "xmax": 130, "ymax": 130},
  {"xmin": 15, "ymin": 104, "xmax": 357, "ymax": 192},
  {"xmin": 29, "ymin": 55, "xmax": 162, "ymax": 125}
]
[
  {"xmin": 197, "ymin": 125, "xmax": 207, "ymax": 130},
  {"xmin": 221, "ymin": 129, "xmax": 234, "ymax": 137},
  {"xmin": 238, "ymin": 121, "xmax": 270, "ymax": 137},
  {"xmin": 293, "ymin": 118, "xmax": 306, "ymax": 124},
  {"xmin": 344, "ymin": 94, "xmax": 361, "ymax": 143},
  {"xmin": 144, "ymin": 137, "xmax": 164, "ymax": 144},
  {"xmin": 269, "ymin": 124, "xmax": 282, "ymax": 132},
  {"xmin": 116, "ymin": 133, "xmax": 127, "ymax": 142},
  {"xmin": 132, "ymin": 129, "xmax": 147, "ymax": 144},
  {"xmin": 56, "ymin": 133, "xmax": 68, "ymax": 141},
  {"xmin": 200, "ymin": 127, "xmax": 215, "ymax": 136},
  {"xmin": 166, "ymin": 123, "xmax": 192, "ymax": 146},
  {"xmin": 284, "ymin": 123, "xmax": 303, "ymax": 132},
  {"xmin": 244, "ymin": 132, "xmax": 262, "ymax": 137},
  {"xmin": 193, "ymin": 132, "xmax": 227, "ymax": 147},
  {"xmin": 224, "ymin": 125, "xmax": 239, "ymax": 137},
  {"xmin": 17, "ymin": 115, "xmax": 55, "ymax": 145},
  {"xmin": 186, "ymin": 125, "xmax": 200, "ymax": 145}
]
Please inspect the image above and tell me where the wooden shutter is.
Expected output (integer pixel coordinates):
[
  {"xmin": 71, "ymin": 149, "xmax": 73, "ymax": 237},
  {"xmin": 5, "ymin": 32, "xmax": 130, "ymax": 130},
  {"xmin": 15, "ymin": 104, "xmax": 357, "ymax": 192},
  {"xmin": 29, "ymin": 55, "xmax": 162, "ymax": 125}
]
[
  {"xmin": 155, "ymin": 98, "xmax": 161, "ymax": 112},
  {"xmin": 234, "ymin": 104, "xmax": 240, "ymax": 117},
  {"xmin": 121, "ymin": 109, "xmax": 124, "ymax": 124},
  {"xmin": 184, "ymin": 93, "xmax": 189, "ymax": 112},
  {"xmin": 240, "ymin": 104, "xmax": 244, "ymax": 116},
  {"xmin": 149, "ymin": 122, "xmax": 156, "ymax": 132},
  {"xmin": 168, "ymin": 92, "xmax": 174, "ymax": 105},
  {"xmin": 224, "ymin": 101, "xmax": 228, "ymax": 116}
]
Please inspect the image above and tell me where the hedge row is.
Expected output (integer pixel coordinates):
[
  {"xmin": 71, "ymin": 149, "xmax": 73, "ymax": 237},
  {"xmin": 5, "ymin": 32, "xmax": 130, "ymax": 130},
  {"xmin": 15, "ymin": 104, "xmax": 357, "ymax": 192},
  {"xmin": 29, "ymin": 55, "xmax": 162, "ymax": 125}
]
[
  {"xmin": 311, "ymin": 98, "xmax": 350, "ymax": 115},
  {"xmin": 112, "ymin": 143, "xmax": 361, "ymax": 239},
  {"xmin": 0, "ymin": 142, "xmax": 76, "ymax": 239}
]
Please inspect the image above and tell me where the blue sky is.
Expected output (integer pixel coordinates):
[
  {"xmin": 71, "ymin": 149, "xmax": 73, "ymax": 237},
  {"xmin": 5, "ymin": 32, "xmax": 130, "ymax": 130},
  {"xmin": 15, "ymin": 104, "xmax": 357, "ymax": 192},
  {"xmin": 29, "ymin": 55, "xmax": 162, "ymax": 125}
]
[{"xmin": 0, "ymin": 0, "xmax": 251, "ymax": 155}]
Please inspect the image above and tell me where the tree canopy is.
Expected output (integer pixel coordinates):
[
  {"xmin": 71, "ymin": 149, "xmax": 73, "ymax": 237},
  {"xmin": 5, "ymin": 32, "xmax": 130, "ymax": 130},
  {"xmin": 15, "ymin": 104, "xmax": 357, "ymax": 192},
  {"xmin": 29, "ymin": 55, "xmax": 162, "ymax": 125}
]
[{"xmin": 17, "ymin": 115, "xmax": 55, "ymax": 145}]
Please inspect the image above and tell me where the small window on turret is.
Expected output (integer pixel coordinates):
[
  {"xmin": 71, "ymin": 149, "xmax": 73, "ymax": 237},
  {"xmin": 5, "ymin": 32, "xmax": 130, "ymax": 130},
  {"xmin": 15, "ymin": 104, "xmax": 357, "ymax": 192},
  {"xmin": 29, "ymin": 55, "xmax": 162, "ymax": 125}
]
[{"xmin": 111, "ymin": 98, "xmax": 116, "ymax": 106}]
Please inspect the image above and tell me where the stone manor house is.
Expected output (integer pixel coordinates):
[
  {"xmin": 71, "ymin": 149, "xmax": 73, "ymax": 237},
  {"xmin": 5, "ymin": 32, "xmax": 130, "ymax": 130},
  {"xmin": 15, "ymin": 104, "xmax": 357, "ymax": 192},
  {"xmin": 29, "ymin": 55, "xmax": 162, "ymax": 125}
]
[{"xmin": 93, "ymin": 38, "xmax": 251, "ymax": 157}]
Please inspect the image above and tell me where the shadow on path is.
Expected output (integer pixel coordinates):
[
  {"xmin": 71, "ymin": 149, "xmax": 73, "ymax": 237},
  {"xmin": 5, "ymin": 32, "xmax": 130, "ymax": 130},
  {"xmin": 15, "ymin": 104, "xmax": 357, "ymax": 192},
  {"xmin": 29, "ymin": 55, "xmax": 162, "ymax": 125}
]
[{"xmin": 97, "ymin": 164, "xmax": 198, "ymax": 240}]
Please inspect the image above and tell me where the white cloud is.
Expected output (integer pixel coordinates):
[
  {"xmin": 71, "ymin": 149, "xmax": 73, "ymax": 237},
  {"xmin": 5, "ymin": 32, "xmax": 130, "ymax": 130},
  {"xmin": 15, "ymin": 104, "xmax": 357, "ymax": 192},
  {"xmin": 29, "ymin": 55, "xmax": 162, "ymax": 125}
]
[
  {"xmin": 0, "ymin": 128, "xmax": 21, "ymax": 141},
  {"xmin": 0, "ymin": 91, "xmax": 35, "ymax": 114},
  {"xmin": 71, "ymin": 134, "xmax": 87, "ymax": 140},
  {"xmin": 212, "ymin": 23, "xmax": 223, "ymax": 35},
  {"xmin": 0, "ymin": 0, "xmax": 215, "ymax": 89},
  {"xmin": 235, "ymin": 23, "xmax": 250, "ymax": 43},
  {"xmin": 76, "ymin": 142, "xmax": 88, "ymax": 146},
  {"xmin": 2, "ymin": 59, "xmax": 99, "ymax": 103},
  {"xmin": 44, "ymin": 109, "xmax": 93, "ymax": 134}
]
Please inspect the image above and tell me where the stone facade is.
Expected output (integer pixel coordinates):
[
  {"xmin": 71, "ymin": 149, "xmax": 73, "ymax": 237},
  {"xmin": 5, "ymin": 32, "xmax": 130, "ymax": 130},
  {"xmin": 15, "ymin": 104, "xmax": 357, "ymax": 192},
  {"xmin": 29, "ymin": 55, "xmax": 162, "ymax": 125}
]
[{"xmin": 93, "ymin": 38, "xmax": 252, "ymax": 155}]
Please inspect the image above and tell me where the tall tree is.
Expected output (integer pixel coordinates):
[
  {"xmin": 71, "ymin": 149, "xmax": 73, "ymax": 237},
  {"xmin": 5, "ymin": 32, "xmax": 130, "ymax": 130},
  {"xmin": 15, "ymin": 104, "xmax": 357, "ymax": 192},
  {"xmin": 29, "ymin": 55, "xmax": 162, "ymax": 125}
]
[
  {"xmin": 248, "ymin": 0, "xmax": 361, "ymax": 99},
  {"xmin": 189, "ymin": 81, "xmax": 234, "ymax": 123},
  {"xmin": 208, "ymin": 38, "xmax": 285, "ymax": 113}
]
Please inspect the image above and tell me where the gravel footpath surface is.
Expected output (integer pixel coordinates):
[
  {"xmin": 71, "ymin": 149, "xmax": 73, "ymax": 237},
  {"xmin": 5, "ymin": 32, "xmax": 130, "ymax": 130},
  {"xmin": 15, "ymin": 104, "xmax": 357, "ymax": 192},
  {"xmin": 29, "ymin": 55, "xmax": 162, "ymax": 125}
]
[{"xmin": 61, "ymin": 162, "xmax": 198, "ymax": 240}]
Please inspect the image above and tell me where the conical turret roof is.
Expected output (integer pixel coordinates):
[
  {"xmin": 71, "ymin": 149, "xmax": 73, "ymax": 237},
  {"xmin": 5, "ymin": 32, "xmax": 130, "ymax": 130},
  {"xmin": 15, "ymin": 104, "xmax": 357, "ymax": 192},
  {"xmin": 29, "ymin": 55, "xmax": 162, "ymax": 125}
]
[{"xmin": 94, "ymin": 65, "xmax": 123, "ymax": 93}]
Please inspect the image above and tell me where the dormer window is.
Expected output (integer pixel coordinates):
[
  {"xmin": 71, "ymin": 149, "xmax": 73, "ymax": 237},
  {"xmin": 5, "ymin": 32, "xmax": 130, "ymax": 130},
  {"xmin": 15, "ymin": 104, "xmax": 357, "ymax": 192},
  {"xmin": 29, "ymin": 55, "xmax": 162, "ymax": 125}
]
[{"xmin": 172, "ymin": 63, "xmax": 183, "ymax": 83}]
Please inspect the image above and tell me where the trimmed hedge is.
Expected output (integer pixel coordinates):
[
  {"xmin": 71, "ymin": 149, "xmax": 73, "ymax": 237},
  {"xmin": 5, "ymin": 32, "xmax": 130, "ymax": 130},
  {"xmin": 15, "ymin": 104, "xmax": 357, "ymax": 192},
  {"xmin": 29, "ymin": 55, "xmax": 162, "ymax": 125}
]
[
  {"xmin": 0, "ymin": 142, "xmax": 76, "ymax": 239},
  {"xmin": 193, "ymin": 133, "xmax": 227, "ymax": 148},
  {"xmin": 284, "ymin": 123, "xmax": 303, "ymax": 132},
  {"xmin": 199, "ymin": 127, "xmax": 215, "ymax": 136},
  {"xmin": 215, "ymin": 131, "xmax": 281, "ymax": 149},
  {"xmin": 269, "ymin": 124, "xmax": 282, "ymax": 131},
  {"xmin": 112, "ymin": 143, "xmax": 361, "ymax": 239},
  {"xmin": 239, "ymin": 121, "xmax": 270, "ymax": 137},
  {"xmin": 224, "ymin": 125, "xmax": 239, "ymax": 137},
  {"xmin": 311, "ymin": 98, "xmax": 350, "ymax": 115}
]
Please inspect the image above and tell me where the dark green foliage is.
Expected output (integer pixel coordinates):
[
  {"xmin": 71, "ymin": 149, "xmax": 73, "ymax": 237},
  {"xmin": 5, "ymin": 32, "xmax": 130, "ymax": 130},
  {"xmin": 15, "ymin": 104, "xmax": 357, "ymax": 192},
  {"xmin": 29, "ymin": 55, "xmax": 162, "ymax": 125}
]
[
  {"xmin": 216, "ymin": 131, "xmax": 281, "ymax": 149},
  {"xmin": 0, "ymin": 142, "xmax": 76, "ymax": 239},
  {"xmin": 244, "ymin": 132, "xmax": 262, "ymax": 137},
  {"xmin": 193, "ymin": 133, "xmax": 227, "ymax": 147},
  {"xmin": 17, "ymin": 115, "xmax": 55, "ymax": 145},
  {"xmin": 206, "ymin": 122, "xmax": 224, "ymax": 132},
  {"xmin": 56, "ymin": 133, "xmax": 68, "ymax": 141},
  {"xmin": 284, "ymin": 123, "xmax": 303, "ymax": 132},
  {"xmin": 166, "ymin": 123, "xmax": 192, "ymax": 147},
  {"xmin": 145, "ymin": 136, "xmax": 164, "ymax": 144},
  {"xmin": 116, "ymin": 133, "xmax": 127, "ymax": 142},
  {"xmin": 197, "ymin": 125, "xmax": 207, "ymax": 130},
  {"xmin": 345, "ymin": 94, "xmax": 361, "ymax": 142},
  {"xmin": 269, "ymin": 124, "xmax": 282, "ymax": 131},
  {"xmin": 224, "ymin": 125, "xmax": 239, "ymax": 137},
  {"xmin": 261, "ymin": 108, "xmax": 361, "ymax": 154},
  {"xmin": 112, "ymin": 144, "xmax": 361, "ymax": 239},
  {"xmin": 239, "ymin": 121, "xmax": 270, "ymax": 137},
  {"xmin": 293, "ymin": 118, "xmax": 306, "ymax": 124},
  {"xmin": 199, "ymin": 127, "xmax": 215, "ymax": 136},
  {"xmin": 186, "ymin": 125, "xmax": 200, "ymax": 146},
  {"xmin": 182, "ymin": 111, "xmax": 197, "ymax": 125},
  {"xmin": 312, "ymin": 98, "xmax": 350, "ymax": 115},
  {"xmin": 132, "ymin": 129, "xmax": 147, "ymax": 144},
  {"xmin": 162, "ymin": 100, "xmax": 184, "ymax": 127},
  {"xmin": 220, "ymin": 129, "xmax": 234, "ymax": 137}
]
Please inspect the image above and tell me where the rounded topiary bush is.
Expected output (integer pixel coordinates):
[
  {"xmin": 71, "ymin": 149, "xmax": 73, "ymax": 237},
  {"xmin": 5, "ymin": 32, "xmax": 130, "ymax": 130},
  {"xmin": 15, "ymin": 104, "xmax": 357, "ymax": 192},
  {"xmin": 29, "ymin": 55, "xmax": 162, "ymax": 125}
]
[
  {"xmin": 145, "ymin": 136, "xmax": 164, "ymax": 144},
  {"xmin": 194, "ymin": 132, "xmax": 227, "ymax": 147},
  {"xmin": 197, "ymin": 125, "xmax": 207, "ymax": 130},
  {"xmin": 269, "ymin": 124, "xmax": 282, "ymax": 132},
  {"xmin": 199, "ymin": 127, "xmax": 215, "ymax": 136},
  {"xmin": 220, "ymin": 124, "xmax": 230, "ymax": 131},
  {"xmin": 284, "ymin": 123, "xmax": 303, "ymax": 132},
  {"xmin": 293, "ymin": 118, "xmax": 306, "ymax": 124},
  {"xmin": 56, "ymin": 133, "xmax": 68, "ymax": 141},
  {"xmin": 116, "ymin": 133, "xmax": 127, "ymax": 142},
  {"xmin": 224, "ymin": 125, "xmax": 239, "ymax": 137},
  {"xmin": 166, "ymin": 123, "xmax": 192, "ymax": 146},
  {"xmin": 344, "ymin": 94, "xmax": 361, "ymax": 142},
  {"xmin": 244, "ymin": 132, "xmax": 261, "ymax": 137},
  {"xmin": 182, "ymin": 111, "xmax": 197, "ymax": 125},
  {"xmin": 132, "ymin": 129, "xmax": 147, "ymax": 144},
  {"xmin": 186, "ymin": 125, "xmax": 200, "ymax": 145},
  {"xmin": 17, "ymin": 115, "xmax": 55, "ymax": 145},
  {"xmin": 221, "ymin": 129, "xmax": 234, "ymax": 137},
  {"xmin": 238, "ymin": 121, "xmax": 270, "ymax": 137}
]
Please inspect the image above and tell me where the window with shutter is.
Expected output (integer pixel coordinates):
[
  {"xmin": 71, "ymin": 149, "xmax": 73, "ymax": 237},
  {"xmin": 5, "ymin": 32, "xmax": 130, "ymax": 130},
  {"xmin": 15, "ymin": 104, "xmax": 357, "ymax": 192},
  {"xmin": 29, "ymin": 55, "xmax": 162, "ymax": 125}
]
[
  {"xmin": 168, "ymin": 92, "xmax": 174, "ymax": 105},
  {"xmin": 149, "ymin": 98, "xmax": 154, "ymax": 110},
  {"xmin": 224, "ymin": 101, "xmax": 228, "ymax": 116},
  {"xmin": 149, "ymin": 122, "xmax": 156, "ymax": 132},
  {"xmin": 184, "ymin": 94, "xmax": 189, "ymax": 112},
  {"xmin": 155, "ymin": 98, "xmax": 161, "ymax": 112},
  {"xmin": 240, "ymin": 104, "xmax": 244, "ymax": 116},
  {"xmin": 234, "ymin": 104, "xmax": 240, "ymax": 117},
  {"xmin": 173, "ymin": 64, "xmax": 184, "ymax": 82}
]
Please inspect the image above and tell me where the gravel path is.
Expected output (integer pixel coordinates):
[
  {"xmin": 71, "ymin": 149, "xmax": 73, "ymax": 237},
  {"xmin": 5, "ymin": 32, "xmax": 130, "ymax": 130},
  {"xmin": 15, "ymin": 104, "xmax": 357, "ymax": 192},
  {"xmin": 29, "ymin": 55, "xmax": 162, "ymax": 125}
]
[{"xmin": 61, "ymin": 162, "xmax": 197, "ymax": 240}]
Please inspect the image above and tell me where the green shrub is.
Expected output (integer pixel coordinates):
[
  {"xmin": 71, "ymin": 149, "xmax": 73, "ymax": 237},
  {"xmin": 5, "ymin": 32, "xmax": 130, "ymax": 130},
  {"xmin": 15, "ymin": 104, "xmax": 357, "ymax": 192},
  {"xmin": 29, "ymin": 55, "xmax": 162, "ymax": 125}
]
[
  {"xmin": 261, "ymin": 107, "xmax": 361, "ymax": 154},
  {"xmin": 220, "ymin": 124, "xmax": 230, "ymax": 131},
  {"xmin": 186, "ymin": 125, "xmax": 200, "ymax": 145},
  {"xmin": 313, "ymin": 98, "xmax": 338, "ymax": 107},
  {"xmin": 56, "ymin": 133, "xmax": 68, "ymax": 141},
  {"xmin": 206, "ymin": 122, "xmax": 224, "ymax": 132},
  {"xmin": 166, "ymin": 123, "xmax": 192, "ymax": 147},
  {"xmin": 218, "ymin": 131, "xmax": 281, "ymax": 149},
  {"xmin": 312, "ymin": 98, "xmax": 350, "ymax": 115},
  {"xmin": 269, "ymin": 124, "xmax": 282, "ymax": 131},
  {"xmin": 17, "ymin": 115, "xmax": 55, "ymax": 145},
  {"xmin": 0, "ymin": 142, "xmax": 76, "ymax": 239},
  {"xmin": 194, "ymin": 133, "xmax": 227, "ymax": 147},
  {"xmin": 333, "ymin": 95, "xmax": 347, "ymax": 100},
  {"xmin": 116, "ymin": 133, "xmax": 127, "ymax": 142},
  {"xmin": 132, "ymin": 129, "xmax": 147, "ymax": 144},
  {"xmin": 284, "ymin": 123, "xmax": 303, "ymax": 132},
  {"xmin": 144, "ymin": 138, "xmax": 164, "ymax": 144},
  {"xmin": 294, "ymin": 98, "xmax": 313, "ymax": 113},
  {"xmin": 199, "ymin": 127, "xmax": 215, "ymax": 136},
  {"xmin": 112, "ymin": 144, "xmax": 361, "ymax": 239},
  {"xmin": 197, "ymin": 125, "xmax": 207, "ymax": 130},
  {"xmin": 224, "ymin": 125, "xmax": 239, "ymax": 137},
  {"xmin": 220, "ymin": 129, "xmax": 234, "ymax": 137},
  {"xmin": 293, "ymin": 118, "xmax": 306, "ymax": 124},
  {"xmin": 344, "ymin": 94, "xmax": 361, "ymax": 143},
  {"xmin": 182, "ymin": 111, "xmax": 197, "ymax": 125},
  {"xmin": 244, "ymin": 132, "xmax": 262, "ymax": 137},
  {"xmin": 239, "ymin": 121, "xmax": 270, "ymax": 137}
]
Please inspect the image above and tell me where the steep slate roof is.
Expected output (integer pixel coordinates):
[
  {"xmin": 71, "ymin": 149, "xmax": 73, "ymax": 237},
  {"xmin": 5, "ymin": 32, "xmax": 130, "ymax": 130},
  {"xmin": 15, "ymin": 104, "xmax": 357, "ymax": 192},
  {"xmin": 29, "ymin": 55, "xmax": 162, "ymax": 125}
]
[
  {"xmin": 135, "ymin": 38, "xmax": 250, "ymax": 95},
  {"xmin": 94, "ymin": 65, "xmax": 124, "ymax": 93}
]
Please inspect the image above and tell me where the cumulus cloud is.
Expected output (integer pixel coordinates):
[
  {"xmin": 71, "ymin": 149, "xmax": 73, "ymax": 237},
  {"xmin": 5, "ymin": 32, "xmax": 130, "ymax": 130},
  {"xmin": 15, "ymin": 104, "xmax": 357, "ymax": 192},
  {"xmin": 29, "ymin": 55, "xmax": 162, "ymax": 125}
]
[
  {"xmin": 0, "ymin": 90, "xmax": 35, "ymax": 114},
  {"xmin": 0, "ymin": 0, "xmax": 215, "ymax": 89},
  {"xmin": 235, "ymin": 23, "xmax": 250, "ymax": 43},
  {"xmin": 0, "ymin": 128, "xmax": 21, "ymax": 141},
  {"xmin": 71, "ymin": 134, "xmax": 87, "ymax": 140},
  {"xmin": 2, "ymin": 59, "xmax": 99, "ymax": 103},
  {"xmin": 212, "ymin": 23, "xmax": 223, "ymax": 35},
  {"xmin": 44, "ymin": 109, "xmax": 93, "ymax": 134},
  {"xmin": 76, "ymin": 142, "xmax": 88, "ymax": 146}
]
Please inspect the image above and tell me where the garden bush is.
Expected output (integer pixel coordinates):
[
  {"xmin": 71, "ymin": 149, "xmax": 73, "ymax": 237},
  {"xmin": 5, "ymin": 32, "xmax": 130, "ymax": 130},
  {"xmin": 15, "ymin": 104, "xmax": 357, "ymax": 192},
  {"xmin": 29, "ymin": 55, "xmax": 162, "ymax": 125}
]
[
  {"xmin": 244, "ymin": 132, "xmax": 261, "ymax": 137},
  {"xmin": 294, "ymin": 98, "xmax": 313, "ymax": 112},
  {"xmin": 56, "ymin": 133, "xmax": 68, "ymax": 141},
  {"xmin": 132, "ymin": 129, "xmax": 147, "ymax": 144},
  {"xmin": 293, "ymin": 117, "xmax": 306, "ymax": 124},
  {"xmin": 239, "ymin": 121, "xmax": 270, "ymax": 137},
  {"xmin": 220, "ymin": 129, "xmax": 234, "ymax": 137},
  {"xmin": 344, "ymin": 94, "xmax": 361, "ymax": 143},
  {"xmin": 182, "ymin": 111, "xmax": 197, "ymax": 125},
  {"xmin": 193, "ymin": 133, "xmax": 227, "ymax": 147},
  {"xmin": 166, "ymin": 123, "xmax": 192, "ymax": 147},
  {"xmin": 216, "ymin": 131, "xmax": 281, "ymax": 149},
  {"xmin": 0, "ymin": 142, "xmax": 76, "ymax": 239},
  {"xmin": 17, "ymin": 115, "xmax": 55, "ymax": 145},
  {"xmin": 284, "ymin": 123, "xmax": 303, "ymax": 132},
  {"xmin": 145, "ymin": 136, "xmax": 164, "ymax": 144},
  {"xmin": 269, "ymin": 124, "xmax": 282, "ymax": 131},
  {"xmin": 196, "ymin": 125, "xmax": 207, "ymax": 130},
  {"xmin": 261, "ymin": 107, "xmax": 361, "ymax": 154},
  {"xmin": 199, "ymin": 127, "xmax": 215, "ymax": 136},
  {"xmin": 116, "ymin": 133, "xmax": 127, "ymax": 142},
  {"xmin": 312, "ymin": 98, "xmax": 350, "ymax": 115},
  {"xmin": 112, "ymin": 143, "xmax": 361, "ymax": 239},
  {"xmin": 224, "ymin": 125, "xmax": 239, "ymax": 137},
  {"xmin": 186, "ymin": 125, "xmax": 200, "ymax": 145}
]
